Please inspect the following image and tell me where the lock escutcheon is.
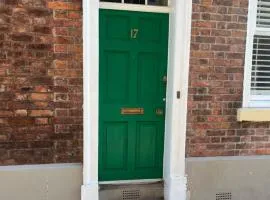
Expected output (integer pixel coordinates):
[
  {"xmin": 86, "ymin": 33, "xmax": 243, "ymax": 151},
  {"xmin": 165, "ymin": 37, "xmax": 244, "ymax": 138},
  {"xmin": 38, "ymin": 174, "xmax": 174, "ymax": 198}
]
[{"xmin": 156, "ymin": 108, "xmax": 164, "ymax": 116}]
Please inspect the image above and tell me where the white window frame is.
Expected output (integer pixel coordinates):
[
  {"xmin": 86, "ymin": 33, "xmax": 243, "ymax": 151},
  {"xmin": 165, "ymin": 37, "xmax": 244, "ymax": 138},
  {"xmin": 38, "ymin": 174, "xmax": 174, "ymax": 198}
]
[
  {"xmin": 100, "ymin": 0, "xmax": 170, "ymax": 7},
  {"xmin": 99, "ymin": 2, "xmax": 171, "ymax": 13},
  {"xmin": 243, "ymin": 0, "xmax": 270, "ymax": 108}
]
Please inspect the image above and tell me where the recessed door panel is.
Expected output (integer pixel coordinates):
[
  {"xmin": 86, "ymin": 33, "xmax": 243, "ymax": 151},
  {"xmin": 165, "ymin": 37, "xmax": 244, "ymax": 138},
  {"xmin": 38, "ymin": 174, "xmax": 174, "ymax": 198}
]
[
  {"xmin": 138, "ymin": 17, "xmax": 162, "ymax": 43},
  {"xmin": 135, "ymin": 122, "xmax": 158, "ymax": 168},
  {"xmin": 99, "ymin": 9, "xmax": 169, "ymax": 181},
  {"xmin": 106, "ymin": 15, "xmax": 131, "ymax": 40},
  {"xmin": 104, "ymin": 51, "xmax": 130, "ymax": 103},
  {"xmin": 102, "ymin": 122, "xmax": 128, "ymax": 170},
  {"xmin": 137, "ymin": 53, "xmax": 160, "ymax": 104}
]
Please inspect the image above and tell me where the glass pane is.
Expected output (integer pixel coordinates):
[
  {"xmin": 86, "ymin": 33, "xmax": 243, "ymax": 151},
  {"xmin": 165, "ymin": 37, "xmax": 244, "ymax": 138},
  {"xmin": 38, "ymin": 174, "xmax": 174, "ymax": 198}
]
[
  {"xmin": 257, "ymin": 0, "xmax": 270, "ymax": 28},
  {"xmin": 100, "ymin": 0, "xmax": 168, "ymax": 5},
  {"xmin": 124, "ymin": 0, "xmax": 145, "ymax": 4},
  {"xmin": 100, "ymin": 0, "xmax": 121, "ymax": 2},
  {"xmin": 251, "ymin": 35, "xmax": 270, "ymax": 95},
  {"xmin": 148, "ymin": 0, "xmax": 168, "ymax": 6}
]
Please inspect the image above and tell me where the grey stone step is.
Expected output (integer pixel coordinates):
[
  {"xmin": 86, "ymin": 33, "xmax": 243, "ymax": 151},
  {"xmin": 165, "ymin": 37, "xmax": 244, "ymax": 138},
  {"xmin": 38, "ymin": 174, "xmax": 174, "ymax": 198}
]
[{"xmin": 99, "ymin": 181, "xmax": 164, "ymax": 200}]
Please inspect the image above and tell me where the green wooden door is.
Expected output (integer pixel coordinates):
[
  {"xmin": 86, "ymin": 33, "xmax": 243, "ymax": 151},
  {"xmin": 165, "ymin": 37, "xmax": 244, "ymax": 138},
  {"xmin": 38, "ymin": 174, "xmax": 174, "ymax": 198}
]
[{"xmin": 99, "ymin": 9, "xmax": 169, "ymax": 181}]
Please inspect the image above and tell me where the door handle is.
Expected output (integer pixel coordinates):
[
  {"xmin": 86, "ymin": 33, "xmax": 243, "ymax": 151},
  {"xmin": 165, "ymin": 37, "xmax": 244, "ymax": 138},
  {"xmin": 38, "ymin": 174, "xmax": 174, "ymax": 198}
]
[{"xmin": 163, "ymin": 75, "xmax": 167, "ymax": 84}]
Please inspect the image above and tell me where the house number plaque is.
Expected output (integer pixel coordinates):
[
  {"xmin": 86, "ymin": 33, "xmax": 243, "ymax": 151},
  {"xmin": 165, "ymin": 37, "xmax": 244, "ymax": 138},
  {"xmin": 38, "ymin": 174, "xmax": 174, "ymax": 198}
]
[{"xmin": 130, "ymin": 29, "xmax": 139, "ymax": 39}]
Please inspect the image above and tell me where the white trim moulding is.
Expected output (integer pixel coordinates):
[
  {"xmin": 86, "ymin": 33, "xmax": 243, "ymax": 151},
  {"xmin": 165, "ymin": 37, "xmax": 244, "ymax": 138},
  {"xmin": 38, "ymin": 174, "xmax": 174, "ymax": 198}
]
[
  {"xmin": 100, "ymin": 2, "xmax": 171, "ymax": 13},
  {"xmin": 82, "ymin": 0, "xmax": 192, "ymax": 200}
]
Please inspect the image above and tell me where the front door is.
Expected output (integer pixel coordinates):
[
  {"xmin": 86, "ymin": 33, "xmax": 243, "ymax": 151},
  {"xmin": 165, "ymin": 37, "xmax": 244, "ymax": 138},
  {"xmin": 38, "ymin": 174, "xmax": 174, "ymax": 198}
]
[{"xmin": 99, "ymin": 9, "xmax": 169, "ymax": 181}]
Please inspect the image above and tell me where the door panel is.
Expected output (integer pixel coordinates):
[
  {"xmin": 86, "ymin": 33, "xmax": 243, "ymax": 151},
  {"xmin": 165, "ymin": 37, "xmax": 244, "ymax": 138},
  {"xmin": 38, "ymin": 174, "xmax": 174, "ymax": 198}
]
[
  {"xmin": 99, "ymin": 9, "xmax": 169, "ymax": 181},
  {"xmin": 104, "ymin": 51, "xmax": 130, "ymax": 103},
  {"xmin": 137, "ymin": 52, "xmax": 160, "ymax": 104},
  {"xmin": 135, "ymin": 122, "xmax": 158, "ymax": 169},
  {"xmin": 103, "ymin": 122, "xmax": 128, "ymax": 170},
  {"xmin": 138, "ymin": 18, "xmax": 162, "ymax": 43},
  {"xmin": 106, "ymin": 15, "xmax": 131, "ymax": 40}
]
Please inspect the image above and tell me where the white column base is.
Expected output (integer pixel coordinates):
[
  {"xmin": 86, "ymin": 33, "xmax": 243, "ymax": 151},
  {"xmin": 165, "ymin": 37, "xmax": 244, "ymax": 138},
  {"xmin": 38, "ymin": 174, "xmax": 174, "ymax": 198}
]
[
  {"xmin": 81, "ymin": 182, "xmax": 99, "ymax": 200},
  {"xmin": 164, "ymin": 176, "xmax": 187, "ymax": 200}
]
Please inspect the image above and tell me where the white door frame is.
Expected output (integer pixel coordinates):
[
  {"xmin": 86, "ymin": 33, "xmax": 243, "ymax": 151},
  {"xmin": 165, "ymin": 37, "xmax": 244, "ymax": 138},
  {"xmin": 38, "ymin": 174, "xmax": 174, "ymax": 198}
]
[{"xmin": 81, "ymin": 1, "xmax": 192, "ymax": 200}]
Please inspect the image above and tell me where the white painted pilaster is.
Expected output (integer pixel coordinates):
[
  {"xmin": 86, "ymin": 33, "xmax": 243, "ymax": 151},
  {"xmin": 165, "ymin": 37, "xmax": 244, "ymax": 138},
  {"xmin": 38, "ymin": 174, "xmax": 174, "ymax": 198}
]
[
  {"xmin": 82, "ymin": 0, "xmax": 99, "ymax": 199},
  {"xmin": 163, "ymin": 0, "xmax": 192, "ymax": 199}
]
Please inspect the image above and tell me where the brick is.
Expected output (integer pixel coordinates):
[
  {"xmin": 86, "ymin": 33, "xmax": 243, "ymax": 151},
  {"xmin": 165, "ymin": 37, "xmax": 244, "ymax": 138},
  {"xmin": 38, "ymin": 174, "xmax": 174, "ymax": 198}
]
[
  {"xmin": 191, "ymin": 137, "xmax": 210, "ymax": 144},
  {"xmin": 54, "ymin": 10, "xmax": 68, "ymax": 18},
  {"xmin": 54, "ymin": 44, "xmax": 67, "ymax": 53},
  {"xmin": 207, "ymin": 144, "xmax": 225, "ymax": 150},
  {"xmin": 55, "ymin": 109, "xmax": 69, "ymax": 117},
  {"xmin": 193, "ymin": 21, "xmax": 216, "ymax": 28},
  {"xmin": 5, "ymin": 0, "xmax": 18, "ymax": 5},
  {"xmin": 14, "ymin": 109, "xmax": 27, "ymax": 117},
  {"xmin": 26, "ymin": 7, "xmax": 51, "ymax": 17},
  {"xmin": 11, "ymin": 33, "xmax": 33, "ymax": 42},
  {"xmin": 221, "ymin": 137, "xmax": 240, "ymax": 143},
  {"xmin": 251, "ymin": 136, "xmax": 269, "ymax": 142},
  {"xmin": 0, "ymin": 111, "xmax": 13, "ymax": 117},
  {"xmin": 8, "ymin": 118, "xmax": 35, "ymax": 126},
  {"xmin": 47, "ymin": 2, "xmax": 81, "ymax": 10},
  {"xmin": 30, "ymin": 93, "xmax": 52, "ymax": 101},
  {"xmin": 29, "ymin": 110, "xmax": 53, "ymax": 117},
  {"xmin": 213, "ymin": 0, "xmax": 233, "ymax": 6},
  {"xmin": 28, "ymin": 44, "xmax": 52, "ymax": 50},
  {"xmin": 35, "ymin": 118, "xmax": 49, "ymax": 125},
  {"xmin": 33, "ymin": 26, "xmax": 51, "ymax": 34},
  {"xmin": 68, "ymin": 11, "xmax": 81, "ymax": 19}
]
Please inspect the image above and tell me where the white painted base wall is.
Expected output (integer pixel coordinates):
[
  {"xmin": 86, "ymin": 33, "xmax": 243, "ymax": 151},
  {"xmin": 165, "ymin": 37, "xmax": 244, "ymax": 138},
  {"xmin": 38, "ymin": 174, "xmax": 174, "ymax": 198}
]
[
  {"xmin": 0, "ymin": 164, "xmax": 82, "ymax": 200},
  {"xmin": 3, "ymin": 156, "xmax": 270, "ymax": 200},
  {"xmin": 187, "ymin": 156, "xmax": 270, "ymax": 200}
]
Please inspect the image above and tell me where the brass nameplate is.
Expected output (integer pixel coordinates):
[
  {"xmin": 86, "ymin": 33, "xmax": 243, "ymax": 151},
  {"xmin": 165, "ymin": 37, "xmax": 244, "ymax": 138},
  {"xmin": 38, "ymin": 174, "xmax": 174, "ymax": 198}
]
[{"xmin": 121, "ymin": 108, "xmax": 144, "ymax": 115}]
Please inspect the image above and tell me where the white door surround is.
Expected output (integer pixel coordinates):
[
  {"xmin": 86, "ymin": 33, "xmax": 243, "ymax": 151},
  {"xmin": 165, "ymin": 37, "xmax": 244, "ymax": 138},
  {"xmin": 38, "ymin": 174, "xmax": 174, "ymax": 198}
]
[{"xmin": 81, "ymin": 1, "xmax": 192, "ymax": 200}]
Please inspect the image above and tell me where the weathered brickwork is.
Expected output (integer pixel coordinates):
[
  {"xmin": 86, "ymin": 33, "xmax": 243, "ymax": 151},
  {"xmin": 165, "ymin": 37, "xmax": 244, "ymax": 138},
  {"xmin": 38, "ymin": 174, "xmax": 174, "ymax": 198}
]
[
  {"xmin": 187, "ymin": 0, "xmax": 270, "ymax": 157},
  {"xmin": 0, "ymin": 0, "xmax": 82, "ymax": 165},
  {"xmin": 1, "ymin": 0, "xmax": 269, "ymax": 164}
]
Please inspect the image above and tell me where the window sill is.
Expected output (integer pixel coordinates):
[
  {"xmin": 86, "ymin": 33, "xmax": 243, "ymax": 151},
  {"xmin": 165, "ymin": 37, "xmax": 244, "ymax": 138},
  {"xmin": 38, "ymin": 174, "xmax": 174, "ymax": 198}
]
[{"xmin": 237, "ymin": 108, "xmax": 270, "ymax": 122}]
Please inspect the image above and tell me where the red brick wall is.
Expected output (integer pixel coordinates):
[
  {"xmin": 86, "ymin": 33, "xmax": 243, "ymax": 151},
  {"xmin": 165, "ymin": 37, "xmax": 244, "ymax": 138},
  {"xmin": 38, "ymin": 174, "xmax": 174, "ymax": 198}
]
[
  {"xmin": 0, "ymin": 0, "xmax": 82, "ymax": 165},
  {"xmin": 187, "ymin": 0, "xmax": 270, "ymax": 157},
  {"xmin": 1, "ymin": 0, "xmax": 269, "ymax": 165}
]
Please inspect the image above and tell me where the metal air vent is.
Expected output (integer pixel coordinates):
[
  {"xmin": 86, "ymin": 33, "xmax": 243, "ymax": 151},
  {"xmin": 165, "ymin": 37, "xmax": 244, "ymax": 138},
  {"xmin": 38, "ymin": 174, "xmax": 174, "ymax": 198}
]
[
  {"xmin": 216, "ymin": 192, "xmax": 232, "ymax": 200},
  {"xmin": 122, "ymin": 189, "xmax": 141, "ymax": 200}
]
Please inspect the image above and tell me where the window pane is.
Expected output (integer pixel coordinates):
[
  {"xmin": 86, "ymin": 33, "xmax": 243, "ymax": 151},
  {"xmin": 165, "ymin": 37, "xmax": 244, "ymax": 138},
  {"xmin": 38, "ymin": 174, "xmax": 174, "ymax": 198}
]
[
  {"xmin": 124, "ymin": 0, "xmax": 145, "ymax": 4},
  {"xmin": 100, "ymin": 0, "xmax": 121, "ymax": 3},
  {"xmin": 148, "ymin": 0, "xmax": 168, "ymax": 6},
  {"xmin": 257, "ymin": 0, "xmax": 270, "ymax": 28},
  {"xmin": 100, "ymin": 0, "xmax": 168, "ymax": 5},
  {"xmin": 251, "ymin": 35, "xmax": 270, "ymax": 95}
]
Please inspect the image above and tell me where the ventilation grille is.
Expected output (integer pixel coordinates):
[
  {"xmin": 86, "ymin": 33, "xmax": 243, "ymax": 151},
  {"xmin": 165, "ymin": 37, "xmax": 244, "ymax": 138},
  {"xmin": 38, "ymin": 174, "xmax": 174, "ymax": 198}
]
[
  {"xmin": 251, "ymin": 35, "xmax": 270, "ymax": 95},
  {"xmin": 122, "ymin": 189, "xmax": 141, "ymax": 200},
  {"xmin": 216, "ymin": 192, "xmax": 232, "ymax": 200},
  {"xmin": 257, "ymin": 0, "xmax": 270, "ymax": 28}
]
